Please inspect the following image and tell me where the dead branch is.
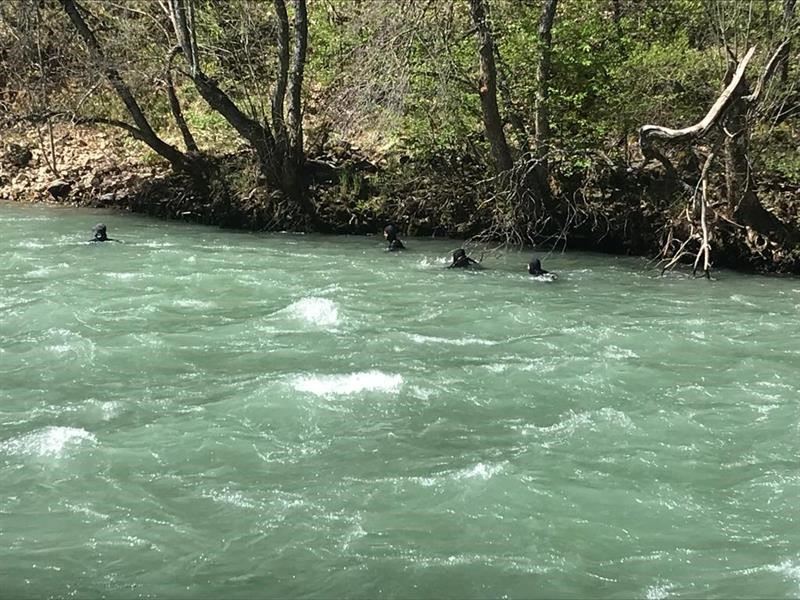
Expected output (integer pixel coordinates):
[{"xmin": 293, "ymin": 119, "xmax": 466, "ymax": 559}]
[
  {"xmin": 639, "ymin": 46, "xmax": 755, "ymax": 146},
  {"xmin": 744, "ymin": 39, "xmax": 790, "ymax": 104}
]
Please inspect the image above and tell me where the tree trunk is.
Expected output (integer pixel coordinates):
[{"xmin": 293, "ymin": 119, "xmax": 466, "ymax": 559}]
[
  {"xmin": 59, "ymin": 0, "xmax": 188, "ymax": 172},
  {"xmin": 168, "ymin": 0, "xmax": 198, "ymax": 75},
  {"xmin": 284, "ymin": 0, "xmax": 315, "ymax": 217},
  {"xmin": 166, "ymin": 45, "xmax": 199, "ymax": 154},
  {"xmin": 468, "ymin": 0, "xmax": 513, "ymax": 172},
  {"xmin": 534, "ymin": 0, "xmax": 558, "ymax": 162},
  {"xmin": 167, "ymin": 0, "xmax": 315, "ymax": 221},
  {"xmin": 723, "ymin": 93, "xmax": 795, "ymax": 243},
  {"xmin": 272, "ymin": 0, "xmax": 290, "ymax": 153},
  {"xmin": 287, "ymin": 0, "xmax": 307, "ymax": 166},
  {"xmin": 779, "ymin": 0, "xmax": 796, "ymax": 83}
]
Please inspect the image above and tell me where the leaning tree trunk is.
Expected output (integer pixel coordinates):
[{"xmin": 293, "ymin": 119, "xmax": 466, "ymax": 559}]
[
  {"xmin": 166, "ymin": 45, "xmax": 199, "ymax": 154},
  {"xmin": 59, "ymin": 0, "xmax": 189, "ymax": 172},
  {"xmin": 469, "ymin": 0, "xmax": 513, "ymax": 173}
]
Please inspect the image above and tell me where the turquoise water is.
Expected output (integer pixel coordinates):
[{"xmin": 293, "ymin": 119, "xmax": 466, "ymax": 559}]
[{"xmin": 1, "ymin": 202, "xmax": 799, "ymax": 599}]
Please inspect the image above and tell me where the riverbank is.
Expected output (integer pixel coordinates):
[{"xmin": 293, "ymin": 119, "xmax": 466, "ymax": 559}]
[{"xmin": 3, "ymin": 122, "xmax": 798, "ymax": 274}]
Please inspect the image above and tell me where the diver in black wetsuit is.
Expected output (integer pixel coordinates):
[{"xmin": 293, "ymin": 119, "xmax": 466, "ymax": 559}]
[
  {"xmin": 90, "ymin": 223, "xmax": 118, "ymax": 242},
  {"xmin": 528, "ymin": 257, "xmax": 556, "ymax": 278},
  {"xmin": 448, "ymin": 248, "xmax": 481, "ymax": 269},
  {"xmin": 383, "ymin": 224, "xmax": 405, "ymax": 251}
]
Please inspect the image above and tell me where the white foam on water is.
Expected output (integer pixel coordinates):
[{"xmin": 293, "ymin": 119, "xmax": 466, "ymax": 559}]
[
  {"xmin": 596, "ymin": 407, "xmax": 636, "ymax": 428},
  {"xmin": 292, "ymin": 370, "xmax": 402, "ymax": 396},
  {"xmin": 46, "ymin": 344, "xmax": 75, "ymax": 354},
  {"xmin": 172, "ymin": 298, "xmax": 216, "ymax": 309},
  {"xmin": 106, "ymin": 272, "xmax": 144, "ymax": 281},
  {"xmin": 518, "ymin": 359, "xmax": 559, "ymax": 373},
  {"xmin": 341, "ymin": 518, "xmax": 367, "ymax": 551},
  {"xmin": 409, "ymin": 461, "xmax": 506, "ymax": 488},
  {"xmin": 645, "ymin": 582, "xmax": 675, "ymax": 599},
  {"xmin": 27, "ymin": 263, "xmax": 70, "ymax": 278},
  {"xmin": 454, "ymin": 461, "xmax": 505, "ymax": 481},
  {"xmin": 530, "ymin": 273, "xmax": 558, "ymax": 283},
  {"xmin": 44, "ymin": 329, "xmax": 95, "ymax": 362},
  {"xmin": 17, "ymin": 240, "xmax": 50, "ymax": 249},
  {"xmin": 97, "ymin": 401, "xmax": 123, "ymax": 421},
  {"xmin": 61, "ymin": 501, "xmax": 110, "ymax": 521},
  {"xmin": 285, "ymin": 297, "xmax": 340, "ymax": 327},
  {"xmin": 416, "ymin": 256, "xmax": 450, "ymax": 268},
  {"xmin": 602, "ymin": 345, "xmax": 638, "ymax": 359},
  {"xmin": 27, "ymin": 267, "xmax": 53, "ymax": 278},
  {"xmin": 137, "ymin": 241, "xmax": 178, "ymax": 248},
  {"xmin": 730, "ymin": 294, "xmax": 758, "ymax": 307},
  {"xmin": 411, "ymin": 552, "xmax": 558, "ymax": 574},
  {"xmin": 407, "ymin": 333, "xmax": 499, "ymax": 346},
  {"xmin": 202, "ymin": 487, "xmax": 259, "ymax": 509},
  {"xmin": 529, "ymin": 411, "xmax": 593, "ymax": 435},
  {"xmin": 524, "ymin": 407, "xmax": 635, "ymax": 438},
  {"xmin": 767, "ymin": 560, "xmax": 800, "ymax": 591},
  {"xmin": 409, "ymin": 385, "xmax": 435, "ymax": 400},
  {"xmin": 0, "ymin": 426, "xmax": 97, "ymax": 458}
]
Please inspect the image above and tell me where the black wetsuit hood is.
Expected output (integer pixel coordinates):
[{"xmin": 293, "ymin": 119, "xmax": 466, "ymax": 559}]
[
  {"xmin": 383, "ymin": 225, "xmax": 398, "ymax": 242},
  {"xmin": 528, "ymin": 258, "xmax": 547, "ymax": 276},
  {"xmin": 384, "ymin": 224, "xmax": 404, "ymax": 250},
  {"xmin": 449, "ymin": 248, "xmax": 480, "ymax": 268},
  {"xmin": 450, "ymin": 249, "xmax": 469, "ymax": 268},
  {"xmin": 92, "ymin": 223, "xmax": 108, "ymax": 242}
]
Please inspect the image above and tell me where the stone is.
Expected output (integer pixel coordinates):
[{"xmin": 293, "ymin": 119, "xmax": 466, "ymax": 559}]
[{"xmin": 46, "ymin": 179, "xmax": 72, "ymax": 199}]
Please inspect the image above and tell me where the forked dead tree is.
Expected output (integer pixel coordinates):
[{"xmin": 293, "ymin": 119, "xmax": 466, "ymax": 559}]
[{"xmin": 639, "ymin": 42, "xmax": 797, "ymax": 278}]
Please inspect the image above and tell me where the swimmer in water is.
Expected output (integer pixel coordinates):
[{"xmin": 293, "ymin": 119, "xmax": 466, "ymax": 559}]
[
  {"xmin": 447, "ymin": 248, "xmax": 481, "ymax": 269},
  {"xmin": 383, "ymin": 224, "xmax": 405, "ymax": 251},
  {"xmin": 528, "ymin": 257, "xmax": 556, "ymax": 279},
  {"xmin": 89, "ymin": 223, "xmax": 118, "ymax": 242}
]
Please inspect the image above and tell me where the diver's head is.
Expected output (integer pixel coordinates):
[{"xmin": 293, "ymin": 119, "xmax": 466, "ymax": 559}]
[
  {"xmin": 383, "ymin": 224, "xmax": 397, "ymax": 241},
  {"xmin": 528, "ymin": 258, "xmax": 543, "ymax": 275},
  {"xmin": 92, "ymin": 223, "xmax": 108, "ymax": 241},
  {"xmin": 453, "ymin": 248, "xmax": 467, "ymax": 261}
]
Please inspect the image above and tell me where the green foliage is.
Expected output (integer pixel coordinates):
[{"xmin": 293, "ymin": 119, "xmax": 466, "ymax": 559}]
[
  {"xmin": 755, "ymin": 123, "xmax": 800, "ymax": 181},
  {"xmin": 2, "ymin": 0, "xmax": 797, "ymax": 198},
  {"xmin": 337, "ymin": 166, "xmax": 368, "ymax": 201}
]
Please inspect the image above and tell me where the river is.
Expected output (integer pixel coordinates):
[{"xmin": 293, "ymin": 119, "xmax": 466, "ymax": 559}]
[{"xmin": 1, "ymin": 202, "xmax": 799, "ymax": 598}]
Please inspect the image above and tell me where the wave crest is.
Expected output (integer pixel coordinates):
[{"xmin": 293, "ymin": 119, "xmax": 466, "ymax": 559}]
[
  {"xmin": 292, "ymin": 370, "xmax": 402, "ymax": 396},
  {"xmin": 1, "ymin": 426, "xmax": 97, "ymax": 458},
  {"xmin": 285, "ymin": 297, "xmax": 340, "ymax": 327}
]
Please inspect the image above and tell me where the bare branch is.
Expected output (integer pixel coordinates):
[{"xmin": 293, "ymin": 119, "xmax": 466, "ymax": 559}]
[
  {"xmin": 640, "ymin": 46, "xmax": 756, "ymax": 144},
  {"xmin": 744, "ymin": 39, "xmax": 790, "ymax": 103}
]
